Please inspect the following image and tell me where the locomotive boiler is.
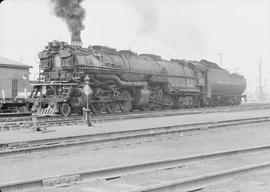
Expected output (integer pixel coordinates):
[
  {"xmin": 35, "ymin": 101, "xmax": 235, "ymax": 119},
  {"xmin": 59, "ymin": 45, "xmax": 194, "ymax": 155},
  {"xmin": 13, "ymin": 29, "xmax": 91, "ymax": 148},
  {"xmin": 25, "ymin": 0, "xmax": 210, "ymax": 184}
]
[{"xmin": 30, "ymin": 40, "xmax": 246, "ymax": 116}]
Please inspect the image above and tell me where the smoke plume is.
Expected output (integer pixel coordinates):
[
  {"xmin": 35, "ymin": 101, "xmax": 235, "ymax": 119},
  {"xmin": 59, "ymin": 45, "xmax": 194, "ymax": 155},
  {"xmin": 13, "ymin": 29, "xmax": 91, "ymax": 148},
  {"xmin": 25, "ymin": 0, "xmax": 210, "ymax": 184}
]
[{"xmin": 51, "ymin": 0, "xmax": 85, "ymax": 42}]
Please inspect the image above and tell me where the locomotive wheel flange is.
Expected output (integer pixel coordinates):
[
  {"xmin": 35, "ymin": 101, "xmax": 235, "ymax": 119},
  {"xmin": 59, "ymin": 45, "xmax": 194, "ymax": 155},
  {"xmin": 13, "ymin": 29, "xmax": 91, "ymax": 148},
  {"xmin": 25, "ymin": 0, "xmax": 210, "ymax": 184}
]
[
  {"xmin": 60, "ymin": 103, "xmax": 71, "ymax": 117},
  {"xmin": 119, "ymin": 90, "xmax": 132, "ymax": 112},
  {"xmin": 91, "ymin": 102, "xmax": 106, "ymax": 114},
  {"xmin": 106, "ymin": 102, "xmax": 120, "ymax": 113}
]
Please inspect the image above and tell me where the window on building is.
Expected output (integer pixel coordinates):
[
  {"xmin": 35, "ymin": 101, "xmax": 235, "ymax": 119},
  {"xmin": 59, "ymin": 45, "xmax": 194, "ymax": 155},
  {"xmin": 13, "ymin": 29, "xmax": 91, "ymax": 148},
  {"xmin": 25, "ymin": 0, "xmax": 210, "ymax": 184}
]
[{"xmin": 12, "ymin": 79, "xmax": 18, "ymax": 98}]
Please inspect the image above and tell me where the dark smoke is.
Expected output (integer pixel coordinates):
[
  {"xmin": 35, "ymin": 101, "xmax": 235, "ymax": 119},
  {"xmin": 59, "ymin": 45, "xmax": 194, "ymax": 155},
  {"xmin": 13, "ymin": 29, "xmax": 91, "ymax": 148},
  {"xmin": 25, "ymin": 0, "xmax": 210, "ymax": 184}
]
[{"xmin": 51, "ymin": 0, "xmax": 85, "ymax": 42}]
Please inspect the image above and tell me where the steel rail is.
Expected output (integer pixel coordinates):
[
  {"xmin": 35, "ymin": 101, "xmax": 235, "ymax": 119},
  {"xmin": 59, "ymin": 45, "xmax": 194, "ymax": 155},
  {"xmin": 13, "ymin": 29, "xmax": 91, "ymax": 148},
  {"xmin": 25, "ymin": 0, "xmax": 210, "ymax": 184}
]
[
  {"xmin": 0, "ymin": 112, "xmax": 31, "ymax": 118},
  {"xmin": 128, "ymin": 162, "xmax": 270, "ymax": 192},
  {"xmin": 1, "ymin": 145, "xmax": 270, "ymax": 192},
  {"xmin": 0, "ymin": 103, "xmax": 270, "ymax": 127},
  {"xmin": 0, "ymin": 101, "xmax": 269, "ymax": 121},
  {"xmin": 1, "ymin": 116, "xmax": 270, "ymax": 156}
]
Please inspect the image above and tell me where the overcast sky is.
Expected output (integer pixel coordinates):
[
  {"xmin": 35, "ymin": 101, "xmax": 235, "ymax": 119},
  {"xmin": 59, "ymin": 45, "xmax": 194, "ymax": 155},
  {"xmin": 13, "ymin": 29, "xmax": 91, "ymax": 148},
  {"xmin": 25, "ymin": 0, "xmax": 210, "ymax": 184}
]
[{"xmin": 0, "ymin": 0, "xmax": 269, "ymax": 97}]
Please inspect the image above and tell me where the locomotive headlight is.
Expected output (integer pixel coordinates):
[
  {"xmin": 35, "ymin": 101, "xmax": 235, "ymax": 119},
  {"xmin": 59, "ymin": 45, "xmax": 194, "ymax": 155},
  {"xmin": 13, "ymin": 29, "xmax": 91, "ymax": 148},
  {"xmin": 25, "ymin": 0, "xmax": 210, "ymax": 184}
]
[{"xmin": 54, "ymin": 55, "xmax": 61, "ymax": 70}]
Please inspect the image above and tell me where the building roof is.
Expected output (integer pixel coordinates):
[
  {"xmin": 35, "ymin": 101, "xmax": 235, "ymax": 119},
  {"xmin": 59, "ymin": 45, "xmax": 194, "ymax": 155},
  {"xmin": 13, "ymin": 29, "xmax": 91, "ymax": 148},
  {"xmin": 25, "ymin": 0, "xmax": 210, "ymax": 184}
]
[{"xmin": 0, "ymin": 57, "xmax": 32, "ymax": 69}]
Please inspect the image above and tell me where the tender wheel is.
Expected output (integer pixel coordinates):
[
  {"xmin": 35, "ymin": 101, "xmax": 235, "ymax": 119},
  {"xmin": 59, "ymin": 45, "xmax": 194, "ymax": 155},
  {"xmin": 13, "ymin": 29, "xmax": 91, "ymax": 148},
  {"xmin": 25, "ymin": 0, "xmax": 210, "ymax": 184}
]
[
  {"xmin": 60, "ymin": 103, "xmax": 71, "ymax": 117},
  {"xmin": 91, "ymin": 102, "xmax": 106, "ymax": 114},
  {"xmin": 119, "ymin": 90, "xmax": 132, "ymax": 112},
  {"xmin": 106, "ymin": 102, "xmax": 120, "ymax": 113}
]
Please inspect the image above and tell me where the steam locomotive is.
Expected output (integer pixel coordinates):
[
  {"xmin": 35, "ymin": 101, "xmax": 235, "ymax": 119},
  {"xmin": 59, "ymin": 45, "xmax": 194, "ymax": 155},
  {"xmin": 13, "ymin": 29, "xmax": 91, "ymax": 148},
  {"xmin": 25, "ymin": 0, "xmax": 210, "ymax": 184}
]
[{"xmin": 29, "ymin": 40, "xmax": 246, "ymax": 116}]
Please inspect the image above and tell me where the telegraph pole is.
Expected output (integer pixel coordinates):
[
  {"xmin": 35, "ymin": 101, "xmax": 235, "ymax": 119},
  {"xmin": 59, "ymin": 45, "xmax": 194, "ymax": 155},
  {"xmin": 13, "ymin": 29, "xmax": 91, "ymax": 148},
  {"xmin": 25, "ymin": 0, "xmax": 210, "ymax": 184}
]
[
  {"xmin": 217, "ymin": 53, "xmax": 223, "ymax": 67},
  {"xmin": 258, "ymin": 57, "xmax": 263, "ymax": 100}
]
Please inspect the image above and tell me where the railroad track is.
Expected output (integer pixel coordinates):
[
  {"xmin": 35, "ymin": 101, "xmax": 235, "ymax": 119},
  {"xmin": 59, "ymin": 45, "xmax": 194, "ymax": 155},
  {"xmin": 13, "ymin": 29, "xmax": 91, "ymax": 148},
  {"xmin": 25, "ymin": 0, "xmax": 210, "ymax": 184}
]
[
  {"xmin": 1, "ymin": 102, "xmax": 269, "ymax": 123},
  {"xmin": 1, "ymin": 145, "xmax": 270, "ymax": 192},
  {"xmin": 1, "ymin": 116, "xmax": 270, "ymax": 156},
  {"xmin": 1, "ymin": 103, "xmax": 270, "ymax": 131},
  {"xmin": 128, "ymin": 162, "xmax": 270, "ymax": 192},
  {"xmin": 0, "ymin": 112, "xmax": 31, "ymax": 118}
]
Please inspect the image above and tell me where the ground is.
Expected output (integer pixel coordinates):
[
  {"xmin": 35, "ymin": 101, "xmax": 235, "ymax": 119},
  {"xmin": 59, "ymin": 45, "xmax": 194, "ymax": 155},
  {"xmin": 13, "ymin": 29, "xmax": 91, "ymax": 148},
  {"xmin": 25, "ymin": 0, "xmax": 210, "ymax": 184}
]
[{"xmin": 1, "ymin": 108, "xmax": 270, "ymax": 191}]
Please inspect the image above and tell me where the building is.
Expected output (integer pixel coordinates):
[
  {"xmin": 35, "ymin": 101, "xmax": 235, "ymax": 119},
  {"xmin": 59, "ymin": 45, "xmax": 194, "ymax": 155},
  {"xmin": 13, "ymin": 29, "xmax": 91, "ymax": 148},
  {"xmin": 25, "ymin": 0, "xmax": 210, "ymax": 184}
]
[{"xmin": 0, "ymin": 57, "xmax": 32, "ymax": 100}]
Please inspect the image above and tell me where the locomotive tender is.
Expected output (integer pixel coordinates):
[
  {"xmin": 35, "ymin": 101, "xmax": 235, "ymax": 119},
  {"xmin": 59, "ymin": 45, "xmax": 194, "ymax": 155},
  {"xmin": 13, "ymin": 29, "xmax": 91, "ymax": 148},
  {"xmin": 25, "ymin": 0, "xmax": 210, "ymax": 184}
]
[{"xmin": 30, "ymin": 40, "xmax": 246, "ymax": 116}]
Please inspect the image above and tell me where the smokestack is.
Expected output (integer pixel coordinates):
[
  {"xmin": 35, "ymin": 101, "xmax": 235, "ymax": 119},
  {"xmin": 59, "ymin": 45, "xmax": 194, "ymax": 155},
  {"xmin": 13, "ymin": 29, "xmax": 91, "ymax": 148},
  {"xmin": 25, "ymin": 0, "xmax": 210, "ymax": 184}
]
[
  {"xmin": 71, "ymin": 27, "xmax": 82, "ymax": 46},
  {"xmin": 51, "ymin": 0, "xmax": 85, "ymax": 46}
]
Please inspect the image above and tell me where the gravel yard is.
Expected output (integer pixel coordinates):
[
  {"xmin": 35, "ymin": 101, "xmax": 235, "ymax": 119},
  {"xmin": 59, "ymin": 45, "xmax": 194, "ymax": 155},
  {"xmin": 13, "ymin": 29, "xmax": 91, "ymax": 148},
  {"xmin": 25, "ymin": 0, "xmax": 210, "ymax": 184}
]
[{"xmin": 1, "ymin": 119, "xmax": 270, "ymax": 187}]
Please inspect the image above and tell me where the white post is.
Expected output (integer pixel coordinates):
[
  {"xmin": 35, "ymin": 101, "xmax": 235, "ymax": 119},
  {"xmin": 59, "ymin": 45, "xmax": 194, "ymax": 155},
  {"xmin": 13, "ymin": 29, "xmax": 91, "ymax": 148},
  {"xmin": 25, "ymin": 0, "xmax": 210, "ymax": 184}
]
[
  {"xmin": 24, "ymin": 88, "xmax": 27, "ymax": 99},
  {"xmin": 1, "ymin": 89, "xmax": 5, "ymax": 103}
]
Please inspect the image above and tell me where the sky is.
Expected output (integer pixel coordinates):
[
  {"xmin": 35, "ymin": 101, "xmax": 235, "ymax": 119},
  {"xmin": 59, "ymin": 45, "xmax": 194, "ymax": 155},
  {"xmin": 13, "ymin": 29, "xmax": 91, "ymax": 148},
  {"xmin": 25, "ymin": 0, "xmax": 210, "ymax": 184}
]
[{"xmin": 0, "ymin": 0, "xmax": 269, "ymax": 98}]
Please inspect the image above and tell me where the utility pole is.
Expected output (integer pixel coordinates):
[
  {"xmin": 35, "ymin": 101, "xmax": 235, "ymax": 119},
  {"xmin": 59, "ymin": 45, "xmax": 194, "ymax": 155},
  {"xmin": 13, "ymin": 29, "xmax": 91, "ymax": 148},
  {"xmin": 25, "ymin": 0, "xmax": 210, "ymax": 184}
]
[
  {"xmin": 258, "ymin": 57, "xmax": 263, "ymax": 100},
  {"xmin": 217, "ymin": 53, "xmax": 223, "ymax": 67}
]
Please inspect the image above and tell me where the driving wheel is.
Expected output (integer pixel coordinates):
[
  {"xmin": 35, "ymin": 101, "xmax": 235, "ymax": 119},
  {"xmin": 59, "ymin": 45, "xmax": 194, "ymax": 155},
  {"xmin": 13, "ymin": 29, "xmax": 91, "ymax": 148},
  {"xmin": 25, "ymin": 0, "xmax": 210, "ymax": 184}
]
[
  {"xmin": 106, "ymin": 102, "xmax": 120, "ymax": 113},
  {"xmin": 60, "ymin": 103, "xmax": 71, "ymax": 117},
  {"xmin": 91, "ymin": 102, "xmax": 106, "ymax": 114},
  {"xmin": 119, "ymin": 90, "xmax": 132, "ymax": 112}
]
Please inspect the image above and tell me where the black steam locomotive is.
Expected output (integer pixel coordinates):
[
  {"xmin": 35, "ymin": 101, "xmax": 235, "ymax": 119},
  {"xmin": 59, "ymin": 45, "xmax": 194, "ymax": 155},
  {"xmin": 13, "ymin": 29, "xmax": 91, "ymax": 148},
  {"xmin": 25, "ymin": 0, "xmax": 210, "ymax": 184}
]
[{"xmin": 29, "ymin": 40, "xmax": 246, "ymax": 116}]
